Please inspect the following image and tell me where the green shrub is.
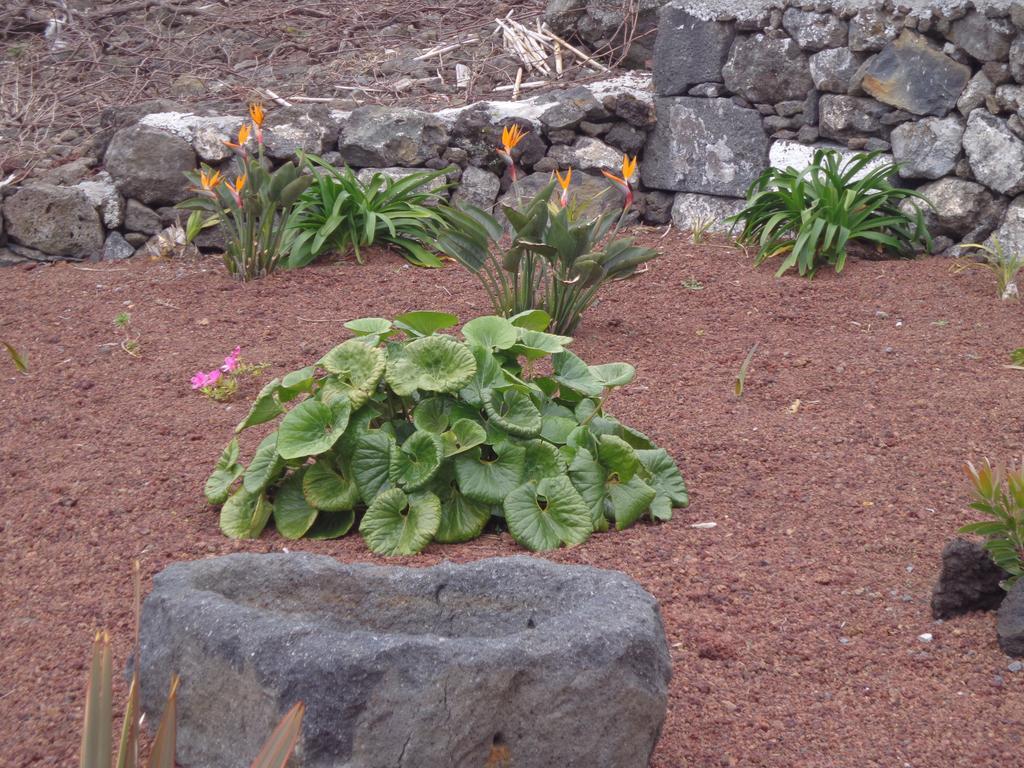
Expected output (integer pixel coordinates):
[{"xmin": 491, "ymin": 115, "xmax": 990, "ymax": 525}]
[
  {"xmin": 178, "ymin": 105, "xmax": 312, "ymax": 280},
  {"xmin": 729, "ymin": 149, "xmax": 931, "ymax": 277},
  {"xmin": 286, "ymin": 153, "xmax": 450, "ymax": 268},
  {"xmin": 434, "ymin": 182, "xmax": 659, "ymax": 334},
  {"xmin": 207, "ymin": 310, "xmax": 687, "ymax": 554},
  {"xmin": 960, "ymin": 459, "xmax": 1024, "ymax": 589}
]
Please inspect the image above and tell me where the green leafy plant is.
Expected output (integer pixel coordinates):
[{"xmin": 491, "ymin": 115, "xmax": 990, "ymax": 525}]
[
  {"xmin": 2, "ymin": 340, "xmax": 27, "ymax": 372},
  {"xmin": 80, "ymin": 561, "xmax": 305, "ymax": 768},
  {"xmin": 114, "ymin": 312, "xmax": 140, "ymax": 357},
  {"xmin": 1010, "ymin": 347, "xmax": 1024, "ymax": 369},
  {"xmin": 206, "ymin": 310, "xmax": 687, "ymax": 554},
  {"xmin": 953, "ymin": 238, "xmax": 1023, "ymax": 300},
  {"xmin": 177, "ymin": 104, "xmax": 312, "ymax": 280},
  {"xmin": 734, "ymin": 342, "xmax": 758, "ymax": 397},
  {"xmin": 286, "ymin": 154, "xmax": 450, "ymax": 268},
  {"xmin": 959, "ymin": 458, "xmax": 1024, "ymax": 589},
  {"xmin": 435, "ymin": 182, "xmax": 659, "ymax": 334},
  {"xmin": 729, "ymin": 149, "xmax": 932, "ymax": 277}
]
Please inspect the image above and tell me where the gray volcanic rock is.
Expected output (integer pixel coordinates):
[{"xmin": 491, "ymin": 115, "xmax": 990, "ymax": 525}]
[
  {"xmin": 642, "ymin": 97, "xmax": 769, "ymax": 196},
  {"xmin": 3, "ymin": 183, "xmax": 105, "ymax": 258},
  {"xmin": 722, "ymin": 34, "xmax": 815, "ymax": 104},
  {"xmin": 860, "ymin": 31, "xmax": 971, "ymax": 117},
  {"xmin": 962, "ymin": 110, "xmax": 1024, "ymax": 196},
  {"xmin": 818, "ymin": 95, "xmax": 891, "ymax": 140},
  {"xmin": 890, "ymin": 115, "xmax": 964, "ymax": 179},
  {"xmin": 781, "ymin": 8, "xmax": 848, "ymax": 51},
  {"xmin": 907, "ymin": 178, "xmax": 1005, "ymax": 243},
  {"xmin": 809, "ymin": 47, "xmax": 866, "ymax": 93},
  {"xmin": 338, "ymin": 106, "xmax": 448, "ymax": 167},
  {"xmin": 653, "ymin": 2, "xmax": 735, "ymax": 95},
  {"xmin": 998, "ymin": 578, "xmax": 1024, "ymax": 656},
  {"xmin": 104, "ymin": 124, "xmax": 197, "ymax": 206},
  {"xmin": 849, "ymin": 8, "xmax": 900, "ymax": 52},
  {"xmin": 451, "ymin": 166, "xmax": 501, "ymax": 212},
  {"xmin": 949, "ymin": 11, "xmax": 1016, "ymax": 63},
  {"xmin": 139, "ymin": 553, "xmax": 671, "ymax": 768}
]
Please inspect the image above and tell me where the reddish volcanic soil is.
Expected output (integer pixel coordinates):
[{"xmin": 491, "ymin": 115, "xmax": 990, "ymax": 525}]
[{"xmin": 2, "ymin": 233, "xmax": 1023, "ymax": 766}]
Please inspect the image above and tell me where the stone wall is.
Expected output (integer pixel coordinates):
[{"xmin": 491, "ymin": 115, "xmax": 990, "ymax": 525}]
[
  {"xmin": 4, "ymin": 0, "xmax": 1024, "ymax": 264},
  {"xmin": 0, "ymin": 75, "xmax": 668, "ymax": 265},
  {"xmin": 649, "ymin": 0, "xmax": 1024, "ymax": 253}
]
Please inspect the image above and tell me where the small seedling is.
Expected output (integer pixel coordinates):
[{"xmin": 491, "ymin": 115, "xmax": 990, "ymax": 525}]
[
  {"xmin": 735, "ymin": 342, "xmax": 759, "ymax": 397},
  {"xmin": 114, "ymin": 312, "xmax": 140, "ymax": 357},
  {"xmin": 690, "ymin": 216, "xmax": 716, "ymax": 244},
  {"xmin": 953, "ymin": 238, "xmax": 1023, "ymax": 300},
  {"xmin": 682, "ymin": 277, "xmax": 705, "ymax": 291},
  {"xmin": 1010, "ymin": 348, "xmax": 1024, "ymax": 370},
  {"xmin": 2, "ymin": 341, "xmax": 27, "ymax": 373}
]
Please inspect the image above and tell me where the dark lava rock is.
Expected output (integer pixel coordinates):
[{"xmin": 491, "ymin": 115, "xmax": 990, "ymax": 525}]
[
  {"xmin": 997, "ymin": 578, "xmax": 1024, "ymax": 657},
  {"xmin": 860, "ymin": 31, "xmax": 971, "ymax": 117},
  {"xmin": 139, "ymin": 553, "xmax": 671, "ymax": 768},
  {"xmin": 931, "ymin": 538, "xmax": 1007, "ymax": 620}
]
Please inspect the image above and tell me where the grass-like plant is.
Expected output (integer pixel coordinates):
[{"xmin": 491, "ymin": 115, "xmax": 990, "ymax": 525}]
[
  {"xmin": 178, "ymin": 104, "xmax": 312, "ymax": 280},
  {"xmin": 729, "ymin": 149, "xmax": 932, "ymax": 277},
  {"xmin": 960, "ymin": 459, "xmax": 1024, "ymax": 589},
  {"xmin": 79, "ymin": 562, "xmax": 304, "ymax": 767},
  {"xmin": 206, "ymin": 310, "xmax": 687, "ymax": 554},
  {"xmin": 2, "ymin": 340, "xmax": 27, "ymax": 373},
  {"xmin": 434, "ymin": 181, "xmax": 658, "ymax": 334},
  {"xmin": 286, "ymin": 153, "xmax": 450, "ymax": 268},
  {"xmin": 953, "ymin": 238, "xmax": 1023, "ymax": 300}
]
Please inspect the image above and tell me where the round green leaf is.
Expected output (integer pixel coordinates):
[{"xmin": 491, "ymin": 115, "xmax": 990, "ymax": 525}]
[
  {"xmin": 434, "ymin": 485, "xmax": 493, "ymax": 544},
  {"xmin": 273, "ymin": 469, "xmax": 319, "ymax": 539},
  {"xmin": 235, "ymin": 378, "xmax": 285, "ymax": 433},
  {"xmin": 483, "ymin": 388, "xmax": 542, "ymax": 438},
  {"xmin": 306, "ymin": 509, "xmax": 355, "ymax": 540},
  {"xmin": 385, "ymin": 335, "xmax": 477, "ymax": 396},
  {"xmin": 277, "ymin": 397, "xmax": 352, "ymax": 460},
  {"xmin": 389, "ymin": 430, "xmax": 445, "ymax": 491},
  {"xmin": 462, "ymin": 316, "xmax": 517, "ymax": 351},
  {"xmin": 220, "ymin": 487, "xmax": 272, "ymax": 539},
  {"xmin": 351, "ymin": 431, "xmax": 395, "ymax": 503},
  {"xmin": 552, "ymin": 350, "xmax": 604, "ymax": 396},
  {"xmin": 412, "ymin": 396, "xmax": 451, "ymax": 433},
  {"xmin": 607, "ymin": 476, "xmax": 657, "ymax": 531},
  {"xmin": 244, "ymin": 431, "xmax": 285, "ymax": 494},
  {"xmin": 540, "ymin": 416, "xmax": 577, "ymax": 445},
  {"xmin": 509, "ymin": 309, "xmax": 551, "ymax": 331},
  {"xmin": 503, "ymin": 476, "xmax": 592, "ymax": 552},
  {"xmin": 394, "ymin": 310, "xmax": 459, "ymax": 337},
  {"xmin": 319, "ymin": 339, "xmax": 386, "ymax": 409},
  {"xmin": 637, "ymin": 448, "xmax": 688, "ymax": 521},
  {"xmin": 589, "ymin": 362, "xmax": 636, "ymax": 389},
  {"xmin": 458, "ymin": 345, "xmax": 504, "ymax": 407},
  {"xmin": 303, "ymin": 459, "xmax": 360, "ymax": 511},
  {"xmin": 335, "ymin": 403, "xmax": 379, "ymax": 458},
  {"xmin": 568, "ymin": 448, "xmax": 608, "ymax": 532},
  {"xmin": 597, "ymin": 434, "xmax": 640, "ymax": 482},
  {"xmin": 442, "ymin": 418, "xmax": 487, "ymax": 457},
  {"xmin": 522, "ymin": 439, "xmax": 567, "ymax": 479},
  {"xmin": 360, "ymin": 488, "xmax": 441, "ymax": 555},
  {"xmin": 205, "ymin": 438, "xmax": 243, "ymax": 505},
  {"xmin": 281, "ymin": 365, "xmax": 316, "ymax": 393},
  {"xmin": 454, "ymin": 443, "xmax": 526, "ymax": 504},
  {"xmin": 344, "ymin": 317, "xmax": 393, "ymax": 337},
  {"xmin": 511, "ymin": 329, "xmax": 573, "ymax": 360}
]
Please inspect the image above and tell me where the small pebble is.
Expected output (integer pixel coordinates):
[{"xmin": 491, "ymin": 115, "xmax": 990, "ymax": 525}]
[
  {"xmin": 918, "ymin": 633, "xmax": 933, "ymax": 643},
  {"xmin": 993, "ymin": 675, "xmax": 1005, "ymax": 687},
  {"xmin": 1009, "ymin": 661, "xmax": 1023, "ymax": 673},
  {"xmin": 839, "ymin": 636, "xmax": 851, "ymax": 645}
]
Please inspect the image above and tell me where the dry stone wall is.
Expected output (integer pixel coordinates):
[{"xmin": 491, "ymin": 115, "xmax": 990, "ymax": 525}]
[
  {"xmin": 650, "ymin": 0, "xmax": 1024, "ymax": 252},
  {"xmin": 4, "ymin": 0, "xmax": 1024, "ymax": 264}
]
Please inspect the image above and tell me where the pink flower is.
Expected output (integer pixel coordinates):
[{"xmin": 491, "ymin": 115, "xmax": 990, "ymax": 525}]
[
  {"xmin": 190, "ymin": 371, "xmax": 207, "ymax": 390},
  {"xmin": 221, "ymin": 346, "xmax": 242, "ymax": 373},
  {"xmin": 206, "ymin": 369, "xmax": 222, "ymax": 385}
]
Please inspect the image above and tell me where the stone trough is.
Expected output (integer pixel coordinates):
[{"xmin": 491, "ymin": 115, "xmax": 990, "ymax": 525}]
[{"xmin": 138, "ymin": 553, "xmax": 671, "ymax": 768}]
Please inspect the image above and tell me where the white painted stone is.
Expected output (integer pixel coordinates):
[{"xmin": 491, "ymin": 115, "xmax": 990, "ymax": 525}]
[{"xmin": 769, "ymin": 140, "xmax": 894, "ymax": 181}]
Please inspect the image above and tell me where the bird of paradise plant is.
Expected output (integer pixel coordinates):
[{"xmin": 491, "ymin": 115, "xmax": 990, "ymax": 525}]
[
  {"xmin": 497, "ymin": 124, "xmax": 528, "ymax": 182},
  {"xmin": 436, "ymin": 152, "xmax": 658, "ymax": 334},
  {"xmin": 178, "ymin": 102, "xmax": 311, "ymax": 280}
]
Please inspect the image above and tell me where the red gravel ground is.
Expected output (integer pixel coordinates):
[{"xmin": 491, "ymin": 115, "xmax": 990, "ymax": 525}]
[{"xmin": 2, "ymin": 234, "xmax": 1023, "ymax": 766}]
